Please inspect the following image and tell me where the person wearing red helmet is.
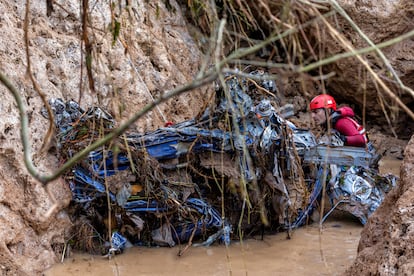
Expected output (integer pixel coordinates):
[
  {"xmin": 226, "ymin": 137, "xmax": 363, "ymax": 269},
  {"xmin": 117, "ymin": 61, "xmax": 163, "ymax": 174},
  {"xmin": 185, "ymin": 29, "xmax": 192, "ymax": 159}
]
[{"xmin": 309, "ymin": 94, "xmax": 368, "ymax": 147}]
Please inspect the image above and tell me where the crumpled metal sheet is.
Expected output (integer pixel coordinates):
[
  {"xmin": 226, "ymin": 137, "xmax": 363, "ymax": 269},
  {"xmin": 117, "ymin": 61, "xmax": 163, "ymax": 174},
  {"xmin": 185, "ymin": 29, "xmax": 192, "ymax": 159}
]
[{"xmin": 327, "ymin": 165, "xmax": 397, "ymax": 224}]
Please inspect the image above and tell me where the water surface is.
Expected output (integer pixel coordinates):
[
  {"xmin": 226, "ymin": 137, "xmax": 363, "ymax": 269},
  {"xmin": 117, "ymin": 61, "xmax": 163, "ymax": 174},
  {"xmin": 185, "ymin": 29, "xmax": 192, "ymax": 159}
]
[{"xmin": 45, "ymin": 158, "xmax": 400, "ymax": 276}]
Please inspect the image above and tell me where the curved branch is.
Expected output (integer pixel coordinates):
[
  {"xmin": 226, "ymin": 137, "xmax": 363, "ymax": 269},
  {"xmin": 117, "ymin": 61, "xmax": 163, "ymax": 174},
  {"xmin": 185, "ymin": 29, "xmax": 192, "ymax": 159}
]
[
  {"xmin": 0, "ymin": 11, "xmax": 334, "ymax": 184},
  {"xmin": 0, "ymin": 69, "xmax": 217, "ymax": 184},
  {"xmin": 1, "ymin": 7, "xmax": 413, "ymax": 185}
]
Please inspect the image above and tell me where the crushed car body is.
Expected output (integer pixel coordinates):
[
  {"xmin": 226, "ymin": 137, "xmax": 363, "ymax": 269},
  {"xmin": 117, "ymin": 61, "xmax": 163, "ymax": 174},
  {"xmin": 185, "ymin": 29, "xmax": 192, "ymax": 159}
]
[{"xmin": 42, "ymin": 70, "xmax": 397, "ymax": 255}]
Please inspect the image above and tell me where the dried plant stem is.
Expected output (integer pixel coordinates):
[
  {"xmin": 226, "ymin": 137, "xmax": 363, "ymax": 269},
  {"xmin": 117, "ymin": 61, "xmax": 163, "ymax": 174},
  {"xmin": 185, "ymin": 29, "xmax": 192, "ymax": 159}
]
[
  {"xmin": 299, "ymin": 28, "xmax": 414, "ymax": 73},
  {"xmin": 329, "ymin": 0, "xmax": 414, "ymax": 99},
  {"xmin": 318, "ymin": 15, "xmax": 414, "ymax": 121}
]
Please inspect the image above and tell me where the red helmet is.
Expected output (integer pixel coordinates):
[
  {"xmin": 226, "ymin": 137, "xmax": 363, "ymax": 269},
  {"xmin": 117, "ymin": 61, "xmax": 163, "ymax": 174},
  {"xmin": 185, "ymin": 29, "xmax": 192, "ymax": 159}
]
[{"xmin": 310, "ymin": 94, "xmax": 337, "ymax": 111}]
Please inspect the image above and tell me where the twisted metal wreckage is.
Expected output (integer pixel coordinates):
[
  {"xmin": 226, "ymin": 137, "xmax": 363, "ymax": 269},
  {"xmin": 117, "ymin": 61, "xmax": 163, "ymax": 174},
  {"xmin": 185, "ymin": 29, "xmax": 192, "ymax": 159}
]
[{"xmin": 44, "ymin": 71, "xmax": 397, "ymax": 255}]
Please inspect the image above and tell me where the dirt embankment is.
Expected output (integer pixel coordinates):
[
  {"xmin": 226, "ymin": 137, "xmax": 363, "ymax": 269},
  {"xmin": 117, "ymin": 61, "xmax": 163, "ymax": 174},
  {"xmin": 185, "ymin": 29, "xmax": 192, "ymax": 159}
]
[
  {"xmin": 0, "ymin": 0, "xmax": 412, "ymax": 275},
  {"xmin": 345, "ymin": 135, "xmax": 414, "ymax": 275}
]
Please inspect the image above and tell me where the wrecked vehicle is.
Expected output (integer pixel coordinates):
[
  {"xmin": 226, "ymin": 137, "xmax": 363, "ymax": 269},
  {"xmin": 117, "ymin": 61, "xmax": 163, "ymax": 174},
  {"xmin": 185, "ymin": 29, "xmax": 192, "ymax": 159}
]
[{"xmin": 43, "ymin": 70, "xmax": 397, "ymax": 255}]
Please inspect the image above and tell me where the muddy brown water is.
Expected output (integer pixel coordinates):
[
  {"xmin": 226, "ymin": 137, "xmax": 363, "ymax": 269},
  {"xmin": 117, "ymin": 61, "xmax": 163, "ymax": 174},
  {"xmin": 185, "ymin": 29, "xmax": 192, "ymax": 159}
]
[{"xmin": 45, "ymin": 157, "xmax": 401, "ymax": 276}]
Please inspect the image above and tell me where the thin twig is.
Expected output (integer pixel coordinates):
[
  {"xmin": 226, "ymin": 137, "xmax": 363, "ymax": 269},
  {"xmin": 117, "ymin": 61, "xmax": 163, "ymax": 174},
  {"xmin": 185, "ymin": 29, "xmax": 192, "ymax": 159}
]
[
  {"xmin": 24, "ymin": 0, "xmax": 55, "ymax": 152},
  {"xmin": 318, "ymin": 14, "xmax": 414, "ymax": 121},
  {"xmin": 329, "ymin": 0, "xmax": 414, "ymax": 99},
  {"xmin": 299, "ymin": 28, "xmax": 414, "ymax": 73}
]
